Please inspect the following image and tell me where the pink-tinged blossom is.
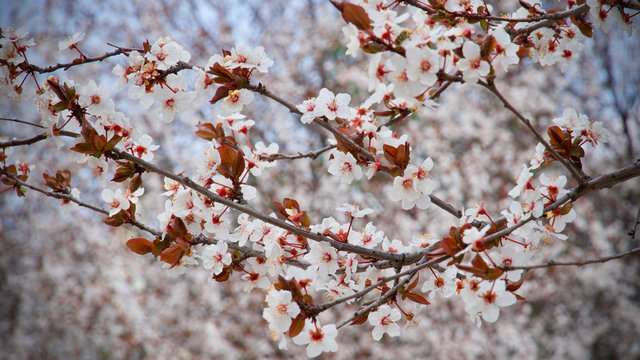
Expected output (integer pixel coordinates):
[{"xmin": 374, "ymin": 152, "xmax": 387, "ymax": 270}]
[
  {"xmin": 509, "ymin": 164, "xmax": 533, "ymax": 198},
  {"xmin": 520, "ymin": 189, "xmax": 544, "ymax": 218},
  {"xmin": 327, "ymin": 150, "xmax": 362, "ymax": 184},
  {"xmin": 58, "ymin": 32, "xmax": 85, "ymax": 52},
  {"xmin": 535, "ymin": 223, "xmax": 568, "ymax": 244},
  {"xmin": 244, "ymin": 141, "xmax": 279, "ymax": 176},
  {"xmin": 460, "ymin": 225, "xmax": 490, "ymax": 254},
  {"xmin": 405, "ymin": 45, "xmax": 439, "ymax": 87},
  {"xmin": 491, "ymin": 244, "xmax": 532, "ymax": 282},
  {"xmin": 422, "ymin": 267, "xmax": 458, "ymax": 299},
  {"xmin": 464, "ymin": 280, "xmax": 517, "ymax": 324},
  {"xmin": 146, "ymin": 37, "xmax": 191, "ymax": 70},
  {"xmin": 553, "ymin": 108, "xmax": 589, "ymax": 133},
  {"xmin": 101, "ymin": 188, "xmax": 130, "ymax": 216},
  {"xmin": 87, "ymin": 156, "xmax": 109, "ymax": 185},
  {"xmin": 219, "ymin": 88, "xmax": 254, "ymax": 116},
  {"xmin": 353, "ymin": 222, "xmax": 385, "ymax": 249},
  {"xmin": 262, "ymin": 289, "xmax": 301, "ymax": 333},
  {"xmin": 201, "ymin": 241, "xmax": 232, "ymax": 275},
  {"xmin": 303, "ymin": 241, "xmax": 340, "ymax": 277},
  {"xmin": 241, "ymin": 258, "xmax": 271, "ymax": 292},
  {"xmin": 229, "ymin": 118, "xmax": 255, "ymax": 135},
  {"xmin": 388, "ymin": 54, "xmax": 424, "ymax": 100},
  {"xmin": 548, "ymin": 207, "xmax": 577, "ymax": 233},
  {"xmin": 315, "ymin": 88, "xmax": 353, "ymax": 120},
  {"xmin": 382, "ymin": 238, "xmax": 409, "ymax": 254},
  {"xmin": 162, "ymin": 177, "xmax": 182, "ymax": 197},
  {"xmin": 155, "ymin": 87, "xmax": 191, "ymax": 123},
  {"xmin": 389, "ymin": 169, "xmax": 431, "ymax": 210},
  {"xmin": 585, "ymin": 121, "xmax": 609, "ymax": 145},
  {"xmin": 457, "ymin": 41, "xmax": 490, "ymax": 83},
  {"xmin": 127, "ymin": 134, "xmax": 159, "ymax": 162},
  {"xmin": 445, "ymin": 0, "xmax": 488, "ymax": 12},
  {"xmin": 0, "ymin": 27, "xmax": 34, "ymax": 65},
  {"xmin": 408, "ymin": 157, "xmax": 436, "ymax": 194},
  {"xmin": 196, "ymin": 143, "xmax": 222, "ymax": 179},
  {"xmin": 296, "ymin": 98, "xmax": 318, "ymax": 124},
  {"xmin": 367, "ymin": 53, "xmax": 389, "ymax": 91},
  {"xmin": 226, "ymin": 44, "xmax": 274, "ymax": 73},
  {"xmin": 529, "ymin": 143, "xmax": 546, "ymax": 169},
  {"xmin": 292, "ymin": 321, "xmax": 339, "ymax": 358},
  {"xmin": 78, "ymin": 80, "xmax": 115, "ymax": 117},
  {"xmin": 342, "ymin": 23, "xmax": 362, "ymax": 57},
  {"xmin": 491, "ymin": 27, "xmax": 519, "ymax": 73},
  {"xmin": 368, "ymin": 304, "xmax": 402, "ymax": 341},
  {"xmin": 230, "ymin": 213, "xmax": 260, "ymax": 247},
  {"xmin": 336, "ymin": 202, "xmax": 374, "ymax": 218},
  {"xmin": 537, "ymin": 174, "xmax": 568, "ymax": 202}
]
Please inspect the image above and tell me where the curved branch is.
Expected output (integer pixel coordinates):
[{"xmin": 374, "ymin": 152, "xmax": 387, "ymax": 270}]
[{"xmin": 246, "ymin": 82, "xmax": 465, "ymax": 219}]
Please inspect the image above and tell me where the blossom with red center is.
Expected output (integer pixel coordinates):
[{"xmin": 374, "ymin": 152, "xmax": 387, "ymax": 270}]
[
  {"xmin": 368, "ymin": 304, "xmax": 402, "ymax": 341},
  {"xmin": 201, "ymin": 241, "xmax": 232, "ymax": 275},
  {"xmin": 101, "ymin": 188, "xmax": 130, "ymax": 216},
  {"xmin": 327, "ymin": 150, "xmax": 362, "ymax": 184},
  {"xmin": 406, "ymin": 45, "xmax": 439, "ymax": 87},
  {"xmin": 456, "ymin": 41, "xmax": 490, "ymax": 83},
  {"xmin": 315, "ymin": 88, "xmax": 353, "ymax": 120},
  {"xmin": 219, "ymin": 88, "xmax": 255, "ymax": 116},
  {"xmin": 78, "ymin": 80, "xmax": 115, "ymax": 117},
  {"xmin": 262, "ymin": 289, "xmax": 301, "ymax": 333},
  {"xmin": 292, "ymin": 321, "xmax": 338, "ymax": 358},
  {"xmin": 303, "ymin": 241, "xmax": 340, "ymax": 277}
]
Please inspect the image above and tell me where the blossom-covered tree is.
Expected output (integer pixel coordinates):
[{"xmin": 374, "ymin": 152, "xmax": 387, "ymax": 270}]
[{"xmin": 1, "ymin": 0, "xmax": 640, "ymax": 358}]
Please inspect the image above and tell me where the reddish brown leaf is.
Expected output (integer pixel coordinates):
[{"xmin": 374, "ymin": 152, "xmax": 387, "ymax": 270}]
[
  {"xmin": 288, "ymin": 314, "xmax": 306, "ymax": 338},
  {"xmin": 350, "ymin": 310, "xmax": 370, "ymax": 325},
  {"xmin": 480, "ymin": 35, "xmax": 496, "ymax": 58},
  {"xmin": 406, "ymin": 273, "xmax": 420, "ymax": 292},
  {"xmin": 341, "ymin": 3, "xmax": 372, "ymax": 31},
  {"xmin": 406, "ymin": 292, "xmax": 431, "ymax": 305},
  {"xmin": 506, "ymin": 278, "xmax": 525, "ymax": 292},
  {"xmin": 126, "ymin": 238, "xmax": 154, "ymax": 255}
]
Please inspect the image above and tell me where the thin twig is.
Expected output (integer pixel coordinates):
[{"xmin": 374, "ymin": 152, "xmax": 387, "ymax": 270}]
[
  {"xmin": 480, "ymin": 80, "xmax": 587, "ymax": 183},
  {"xmin": 258, "ymin": 144, "xmax": 335, "ymax": 161},
  {"xmin": 6, "ymin": 46, "xmax": 138, "ymax": 74},
  {"xmin": 2, "ymin": 172, "xmax": 161, "ymax": 237},
  {"xmin": 501, "ymin": 246, "xmax": 640, "ymax": 270},
  {"xmin": 336, "ymin": 268, "xmax": 416, "ymax": 329},
  {"xmin": 1, "ymin": 134, "xmax": 48, "ymax": 148}
]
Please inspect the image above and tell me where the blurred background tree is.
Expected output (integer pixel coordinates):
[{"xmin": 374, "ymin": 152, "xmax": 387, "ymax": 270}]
[{"xmin": 1, "ymin": 0, "xmax": 639, "ymax": 358}]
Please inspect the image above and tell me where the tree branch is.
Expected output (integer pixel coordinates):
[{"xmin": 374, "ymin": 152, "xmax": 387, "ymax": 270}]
[
  {"xmin": 480, "ymin": 79, "xmax": 588, "ymax": 183},
  {"xmin": 5, "ymin": 46, "xmax": 139, "ymax": 74},
  {"xmin": 258, "ymin": 144, "xmax": 336, "ymax": 161},
  {"xmin": 501, "ymin": 246, "xmax": 640, "ymax": 270}
]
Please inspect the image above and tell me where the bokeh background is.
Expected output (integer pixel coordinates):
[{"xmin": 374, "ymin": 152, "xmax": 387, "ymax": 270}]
[{"xmin": 1, "ymin": 0, "xmax": 640, "ymax": 359}]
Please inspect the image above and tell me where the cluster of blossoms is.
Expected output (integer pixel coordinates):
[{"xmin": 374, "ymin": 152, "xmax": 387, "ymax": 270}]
[{"xmin": 0, "ymin": 0, "xmax": 635, "ymax": 357}]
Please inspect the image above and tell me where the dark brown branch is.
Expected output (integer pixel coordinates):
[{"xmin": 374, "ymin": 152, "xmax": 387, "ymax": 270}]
[
  {"xmin": 12, "ymin": 46, "xmax": 138, "ymax": 74},
  {"xmin": 107, "ymin": 148, "xmax": 410, "ymax": 263},
  {"xmin": 631, "ymin": 207, "xmax": 640, "ymax": 240},
  {"xmin": 0, "ymin": 134, "xmax": 48, "ymax": 148},
  {"xmin": 501, "ymin": 246, "xmax": 640, "ymax": 270},
  {"xmin": 258, "ymin": 144, "xmax": 335, "ymax": 161}
]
